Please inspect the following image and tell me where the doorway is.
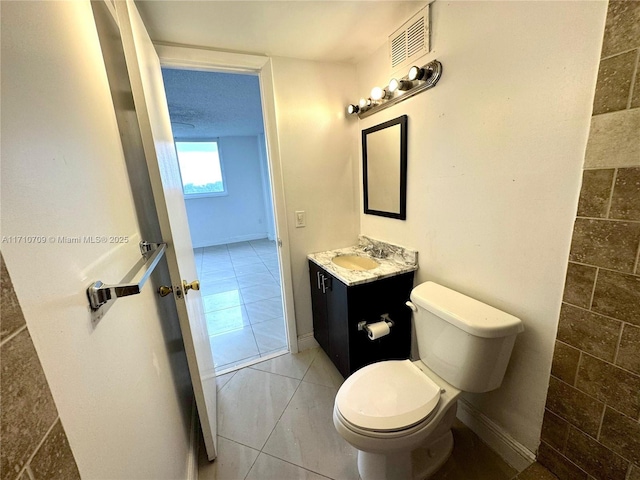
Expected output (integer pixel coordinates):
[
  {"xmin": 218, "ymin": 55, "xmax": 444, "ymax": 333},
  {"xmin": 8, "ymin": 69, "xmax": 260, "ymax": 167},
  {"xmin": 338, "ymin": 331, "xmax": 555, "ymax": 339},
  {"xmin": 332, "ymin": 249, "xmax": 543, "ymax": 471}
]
[{"xmin": 161, "ymin": 68, "xmax": 289, "ymax": 373}]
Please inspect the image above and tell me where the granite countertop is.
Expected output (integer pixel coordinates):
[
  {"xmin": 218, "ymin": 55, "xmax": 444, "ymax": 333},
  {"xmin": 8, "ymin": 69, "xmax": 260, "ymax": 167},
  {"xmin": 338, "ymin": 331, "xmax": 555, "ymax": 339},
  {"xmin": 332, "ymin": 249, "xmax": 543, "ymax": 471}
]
[{"xmin": 307, "ymin": 235, "xmax": 418, "ymax": 286}]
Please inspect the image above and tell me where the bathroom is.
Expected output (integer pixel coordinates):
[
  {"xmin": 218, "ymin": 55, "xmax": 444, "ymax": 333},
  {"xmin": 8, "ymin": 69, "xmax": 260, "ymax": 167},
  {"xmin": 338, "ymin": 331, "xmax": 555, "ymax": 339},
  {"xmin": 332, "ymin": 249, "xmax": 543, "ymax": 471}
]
[{"xmin": 1, "ymin": 1, "xmax": 639, "ymax": 480}]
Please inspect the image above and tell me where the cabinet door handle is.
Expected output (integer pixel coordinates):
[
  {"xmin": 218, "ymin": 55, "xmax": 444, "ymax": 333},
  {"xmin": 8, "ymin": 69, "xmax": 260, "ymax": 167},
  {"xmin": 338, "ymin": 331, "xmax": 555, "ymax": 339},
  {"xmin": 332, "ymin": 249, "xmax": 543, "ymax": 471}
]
[
  {"xmin": 317, "ymin": 271, "xmax": 322, "ymax": 290},
  {"xmin": 321, "ymin": 275, "xmax": 331, "ymax": 293}
]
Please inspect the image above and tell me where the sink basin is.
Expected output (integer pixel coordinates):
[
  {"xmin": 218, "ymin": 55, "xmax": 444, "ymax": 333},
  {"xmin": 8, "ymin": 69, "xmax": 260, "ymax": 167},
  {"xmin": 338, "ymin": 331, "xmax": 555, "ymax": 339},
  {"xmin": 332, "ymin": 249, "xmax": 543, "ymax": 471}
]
[{"xmin": 332, "ymin": 255, "xmax": 380, "ymax": 271}]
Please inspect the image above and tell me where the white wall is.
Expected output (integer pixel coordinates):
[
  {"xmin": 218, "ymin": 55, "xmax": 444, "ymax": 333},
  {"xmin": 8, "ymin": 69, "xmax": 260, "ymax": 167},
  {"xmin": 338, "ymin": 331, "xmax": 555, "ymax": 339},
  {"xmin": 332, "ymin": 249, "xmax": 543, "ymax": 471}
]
[
  {"xmin": 270, "ymin": 57, "xmax": 360, "ymax": 337},
  {"xmin": 356, "ymin": 1, "xmax": 606, "ymax": 455},
  {"xmin": 1, "ymin": 2, "xmax": 193, "ymax": 478},
  {"xmin": 185, "ymin": 135, "xmax": 271, "ymax": 247}
]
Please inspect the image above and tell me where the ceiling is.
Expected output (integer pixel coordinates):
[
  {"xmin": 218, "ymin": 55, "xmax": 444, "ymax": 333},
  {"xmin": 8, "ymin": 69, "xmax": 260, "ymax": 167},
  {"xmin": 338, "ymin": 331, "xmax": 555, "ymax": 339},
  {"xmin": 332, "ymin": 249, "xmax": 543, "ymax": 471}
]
[
  {"xmin": 136, "ymin": 1, "xmax": 428, "ymax": 64},
  {"xmin": 162, "ymin": 68, "xmax": 265, "ymax": 138}
]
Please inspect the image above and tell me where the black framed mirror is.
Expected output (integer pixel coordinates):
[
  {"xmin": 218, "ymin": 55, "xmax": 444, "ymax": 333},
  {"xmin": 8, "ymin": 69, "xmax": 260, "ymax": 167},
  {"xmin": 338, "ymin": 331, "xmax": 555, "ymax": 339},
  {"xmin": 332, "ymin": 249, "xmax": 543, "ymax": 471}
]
[{"xmin": 362, "ymin": 115, "xmax": 407, "ymax": 220}]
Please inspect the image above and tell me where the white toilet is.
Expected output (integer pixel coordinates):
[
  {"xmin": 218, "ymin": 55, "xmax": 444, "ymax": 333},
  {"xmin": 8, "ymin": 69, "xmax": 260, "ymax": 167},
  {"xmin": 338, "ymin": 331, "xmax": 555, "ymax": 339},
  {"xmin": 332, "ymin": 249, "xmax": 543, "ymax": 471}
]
[{"xmin": 333, "ymin": 281, "xmax": 524, "ymax": 480}]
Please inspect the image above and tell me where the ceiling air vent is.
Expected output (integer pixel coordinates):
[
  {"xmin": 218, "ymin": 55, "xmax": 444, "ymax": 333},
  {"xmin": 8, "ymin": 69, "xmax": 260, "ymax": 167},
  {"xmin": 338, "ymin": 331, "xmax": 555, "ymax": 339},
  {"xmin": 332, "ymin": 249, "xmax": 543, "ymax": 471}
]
[{"xmin": 389, "ymin": 6, "xmax": 430, "ymax": 72}]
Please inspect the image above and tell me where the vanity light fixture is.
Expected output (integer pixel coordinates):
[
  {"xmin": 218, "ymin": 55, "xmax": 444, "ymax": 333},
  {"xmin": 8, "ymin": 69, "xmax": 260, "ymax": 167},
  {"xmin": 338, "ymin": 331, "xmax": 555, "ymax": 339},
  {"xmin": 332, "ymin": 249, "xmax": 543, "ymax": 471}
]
[{"xmin": 346, "ymin": 60, "xmax": 443, "ymax": 119}]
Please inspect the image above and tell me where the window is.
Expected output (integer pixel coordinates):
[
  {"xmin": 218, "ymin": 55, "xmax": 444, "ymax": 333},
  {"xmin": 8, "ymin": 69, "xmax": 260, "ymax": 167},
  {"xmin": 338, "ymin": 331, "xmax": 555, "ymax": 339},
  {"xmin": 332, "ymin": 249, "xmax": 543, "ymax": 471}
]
[{"xmin": 175, "ymin": 141, "xmax": 227, "ymax": 197}]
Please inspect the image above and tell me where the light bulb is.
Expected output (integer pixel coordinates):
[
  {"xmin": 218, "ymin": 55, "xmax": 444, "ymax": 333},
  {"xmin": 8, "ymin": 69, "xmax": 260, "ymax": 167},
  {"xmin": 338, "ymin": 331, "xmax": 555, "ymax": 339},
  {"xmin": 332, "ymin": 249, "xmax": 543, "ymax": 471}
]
[
  {"xmin": 371, "ymin": 86, "xmax": 384, "ymax": 101},
  {"xmin": 408, "ymin": 66, "xmax": 423, "ymax": 81},
  {"xmin": 347, "ymin": 104, "xmax": 359, "ymax": 115},
  {"xmin": 359, "ymin": 98, "xmax": 371, "ymax": 108},
  {"xmin": 389, "ymin": 78, "xmax": 411, "ymax": 92}
]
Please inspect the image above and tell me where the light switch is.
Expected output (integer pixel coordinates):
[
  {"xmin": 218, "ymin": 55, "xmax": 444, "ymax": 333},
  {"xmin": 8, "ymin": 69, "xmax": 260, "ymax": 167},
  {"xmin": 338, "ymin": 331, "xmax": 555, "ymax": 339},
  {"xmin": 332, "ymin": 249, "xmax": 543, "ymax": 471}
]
[{"xmin": 295, "ymin": 210, "xmax": 306, "ymax": 228}]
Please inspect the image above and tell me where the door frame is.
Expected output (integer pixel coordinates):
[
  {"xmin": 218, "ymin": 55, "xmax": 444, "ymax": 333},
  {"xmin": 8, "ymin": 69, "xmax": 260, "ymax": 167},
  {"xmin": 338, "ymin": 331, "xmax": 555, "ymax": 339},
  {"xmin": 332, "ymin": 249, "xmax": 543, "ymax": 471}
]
[{"xmin": 154, "ymin": 44, "xmax": 299, "ymax": 354}]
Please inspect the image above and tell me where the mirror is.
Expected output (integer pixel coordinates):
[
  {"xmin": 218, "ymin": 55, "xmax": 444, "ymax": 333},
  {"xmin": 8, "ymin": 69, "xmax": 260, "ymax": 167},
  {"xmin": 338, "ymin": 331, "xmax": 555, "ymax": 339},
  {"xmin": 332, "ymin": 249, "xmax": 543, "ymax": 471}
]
[{"xmin": 362, "ymin": 115, "xmax": 407, "ymax": 220}]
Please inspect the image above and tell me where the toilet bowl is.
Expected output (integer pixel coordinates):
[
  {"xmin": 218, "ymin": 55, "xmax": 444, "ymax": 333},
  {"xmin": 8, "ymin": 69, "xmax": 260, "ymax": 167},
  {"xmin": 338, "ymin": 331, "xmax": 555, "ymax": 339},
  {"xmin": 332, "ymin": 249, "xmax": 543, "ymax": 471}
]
[{"xmin": 333, "ymin": 281, "xmax": 524, "ymax": 480}]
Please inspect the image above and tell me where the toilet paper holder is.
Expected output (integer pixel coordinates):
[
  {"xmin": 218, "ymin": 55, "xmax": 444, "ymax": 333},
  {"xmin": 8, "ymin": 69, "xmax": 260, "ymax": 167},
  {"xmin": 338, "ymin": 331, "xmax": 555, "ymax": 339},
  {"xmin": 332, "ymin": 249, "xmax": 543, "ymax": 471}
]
[{"xmin": 357, "ymin": 314, "xmax": 395, "ymax": 334}]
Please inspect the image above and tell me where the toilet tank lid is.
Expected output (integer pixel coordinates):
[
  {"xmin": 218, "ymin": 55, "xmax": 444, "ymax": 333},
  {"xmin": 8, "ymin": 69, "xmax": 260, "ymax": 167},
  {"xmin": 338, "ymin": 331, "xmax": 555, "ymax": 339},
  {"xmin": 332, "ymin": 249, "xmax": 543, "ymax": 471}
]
[{"xmin": 410, "ymin": 282, "xmax": 524, "ymax": 338}]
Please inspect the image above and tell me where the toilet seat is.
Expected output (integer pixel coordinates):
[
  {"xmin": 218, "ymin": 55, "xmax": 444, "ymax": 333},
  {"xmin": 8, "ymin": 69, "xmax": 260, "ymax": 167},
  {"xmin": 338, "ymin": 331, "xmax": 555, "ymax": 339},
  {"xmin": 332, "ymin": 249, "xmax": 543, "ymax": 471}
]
[{"xmin": 335, "ymin": 360, "xmax": 441, "ymax": 432}]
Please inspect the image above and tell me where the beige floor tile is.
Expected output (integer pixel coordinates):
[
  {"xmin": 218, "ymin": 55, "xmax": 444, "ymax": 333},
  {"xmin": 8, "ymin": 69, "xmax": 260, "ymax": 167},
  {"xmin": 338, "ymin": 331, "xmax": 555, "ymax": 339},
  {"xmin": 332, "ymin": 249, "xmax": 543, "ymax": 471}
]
[
  {"xmin": 251, "ymin": 348, "xmax": 319, "ymax": 380},
  {"xmin": 302, "ymin": 348, "xmax": 345, "ymax": 389},
  {"xmin": 263, "ymin": 381, "xmax": 359, "ymax": 480},
  {"xmin": 246, "ymin": 453, "xmax": 330, "ymax": 480},
  {"xmin": 215, "ymin": 371, "xmax": 236, "ymax": 392},
  {"xmin": 218, "ymin": 368, "xmax": 300, "ymax": 450},
  {"xmin": 198, "ymin": 436, "xmax": 259, "ymax": 480}
]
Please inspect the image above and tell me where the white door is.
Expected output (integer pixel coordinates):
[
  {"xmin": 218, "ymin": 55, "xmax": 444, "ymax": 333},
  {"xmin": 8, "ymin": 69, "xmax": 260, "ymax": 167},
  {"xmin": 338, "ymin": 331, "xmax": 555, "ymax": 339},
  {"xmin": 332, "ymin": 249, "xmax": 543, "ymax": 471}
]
[{"xmin": 116, "ymin": 0, "xmax": 218, "ymax": 460}]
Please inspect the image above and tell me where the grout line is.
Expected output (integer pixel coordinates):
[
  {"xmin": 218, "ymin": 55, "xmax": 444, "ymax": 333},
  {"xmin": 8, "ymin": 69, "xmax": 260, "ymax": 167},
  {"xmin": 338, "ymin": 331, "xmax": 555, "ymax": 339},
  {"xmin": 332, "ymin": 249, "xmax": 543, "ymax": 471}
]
[
  {"xmin": 217, "ymin": 434, "xmax": 260, "ymax": 452},
  {"xmin": 15, "ymin": 416, "xmax": 60, "ymax": 480},
  {"xmin": 561, "ymin": 300, "xmax": 624, "ymax": 325},
  {"xmin": 613, "ymin": 320, "xmax": 625, "ymax": 367},
  {"xmin": 589, "ymin": 268, "xmax": 599, "ymax": 310},
  {"xmin": 0, "ymin": 324, "xmax": 28, "ymax": 348},
  {"xmin": 634, "ymin": 240, "xmax": 640, "ymax": 276},
  {"xmin": 572, "ymin": 351, "xmax": 583, "ymax": 387},
  {"xmin": 25, "ymin": 466, "xmax": 35, "ymax": 480},
  {"xmin": 596, "ymin": 404, "xmax": 607, "ymax": 441},
  {"xmin": 626, "ymin": 49, "xmax": 640, "ymax": 110},
  {"xmin": 568, "ymin": 260, "xmax": 639, "ymax": 278},
  {"xmin": 257, "ymin": 452, "xmax": 334, "ymax": 479},
  {"xmin": 242, "ymin": 452, "xmax": 260, "ymax": 480},
  {"xmin": 575, "ymin": 215, "xmax": 640, "ymax": 224},
  {"xmin": 604, "ymin": 168, "xmax": 618, "ymax": 219},
  {"xmin": 539, "ymin": 441, "xmax": 588, "ymax": 478},
  {"xmin": 259, "ymin": 374, "xmax": 304, "ymax": 452},
  {"xmin": 600, "ymin": 47, "xmax": 640, "ymax": 62}
]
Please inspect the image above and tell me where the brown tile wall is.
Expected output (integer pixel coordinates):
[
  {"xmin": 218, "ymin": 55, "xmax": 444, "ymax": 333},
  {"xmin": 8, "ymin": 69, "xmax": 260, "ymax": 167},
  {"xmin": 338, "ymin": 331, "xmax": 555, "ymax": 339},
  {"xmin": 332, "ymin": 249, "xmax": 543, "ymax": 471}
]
[
  {"xmin": 0, "ymin": 254, "xmax": 80, "ymax": 480},
  {"xmin": 539, "ymin": 3, "xmax": 640, "ymax": 480}
]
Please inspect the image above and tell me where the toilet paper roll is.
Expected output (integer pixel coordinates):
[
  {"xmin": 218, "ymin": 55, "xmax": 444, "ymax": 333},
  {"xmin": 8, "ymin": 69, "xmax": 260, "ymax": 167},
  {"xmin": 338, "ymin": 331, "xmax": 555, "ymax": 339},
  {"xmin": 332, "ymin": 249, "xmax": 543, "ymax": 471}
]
[{"xmin": 367, "ymin": 321, "xmax": 390, "ymax": 340}]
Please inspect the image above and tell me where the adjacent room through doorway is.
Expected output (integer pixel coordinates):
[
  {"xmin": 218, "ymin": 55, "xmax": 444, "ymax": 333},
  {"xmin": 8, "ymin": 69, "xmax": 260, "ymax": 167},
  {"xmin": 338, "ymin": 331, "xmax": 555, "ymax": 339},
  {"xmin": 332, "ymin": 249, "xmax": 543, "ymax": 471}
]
[{"xmin": 162, "ymin": 68, "xmax": 288, "ymax": 373}]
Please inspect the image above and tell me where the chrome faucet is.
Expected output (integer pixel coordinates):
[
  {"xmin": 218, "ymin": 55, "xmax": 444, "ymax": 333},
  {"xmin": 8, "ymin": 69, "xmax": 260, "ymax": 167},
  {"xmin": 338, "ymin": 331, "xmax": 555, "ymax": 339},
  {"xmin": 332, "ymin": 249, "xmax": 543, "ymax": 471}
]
[{"xmin": 363, "ymin": 244, "xmax": 386, "ymax": 258}]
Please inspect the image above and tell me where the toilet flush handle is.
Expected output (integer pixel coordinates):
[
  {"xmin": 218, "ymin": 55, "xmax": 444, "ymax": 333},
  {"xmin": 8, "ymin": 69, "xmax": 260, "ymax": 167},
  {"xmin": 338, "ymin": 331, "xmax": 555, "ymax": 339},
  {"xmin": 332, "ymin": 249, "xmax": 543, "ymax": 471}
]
[{"xmin": 405, "ymin": 301, "xmax": 418, "ymax": 312}]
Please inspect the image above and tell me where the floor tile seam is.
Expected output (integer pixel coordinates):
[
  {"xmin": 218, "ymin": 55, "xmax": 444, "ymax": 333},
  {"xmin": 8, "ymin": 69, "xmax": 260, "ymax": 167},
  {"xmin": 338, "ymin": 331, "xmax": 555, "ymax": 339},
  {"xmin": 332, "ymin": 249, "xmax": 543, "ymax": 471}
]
[
  {"xmin": 256, "ymin": 347, "xmax": 289, "ymax": 361},
  {"xmin": 217, "ymin": 433, "xmax": 261, "ymax": 454},
  {"xmin": 216, "ymin": 371, "xmax": 238, "ymax": 393},
  {"xmin": 242, "ymin": 452, "xmax": 261, "ymax": 480},
  {"xmin": 207, "ymin": 322, "xmax": 254, "ymax": 338},
  {"xmin": 251, "ymin": 324, "xmax": 288, "ymax": 356},
  {"xmin": 259, "ymin": 373, "xmax": 305, "ymax": 452},
  {"xmin": 299, "ymin": 376, "xmax": 341, "ymax": 392},
  {"xmin": 255, "ymin": 451, "xmax": 335, "ymax": 480},
  {"xmin": 215, "ymin": 357, "xmax": 262, "ymax": 375},
  {"xmin": 247, "ymin": 364, "xmax": 308, "ymax": 382},
  {"xmin": 15, "ymin": 414, "xmax": 60, "ymax": 480}
]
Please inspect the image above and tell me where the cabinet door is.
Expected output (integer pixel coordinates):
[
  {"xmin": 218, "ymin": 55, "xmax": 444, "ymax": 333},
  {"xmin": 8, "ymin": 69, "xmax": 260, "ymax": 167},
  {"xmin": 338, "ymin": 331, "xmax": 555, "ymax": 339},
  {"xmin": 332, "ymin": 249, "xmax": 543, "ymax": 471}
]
[
  {"xmin": 325, "ymin": 274, "xmax": 350, "ymax": 377},
  {"xmin": 309, "ymin": 261, "xmax": 329, "ymax": 354}
]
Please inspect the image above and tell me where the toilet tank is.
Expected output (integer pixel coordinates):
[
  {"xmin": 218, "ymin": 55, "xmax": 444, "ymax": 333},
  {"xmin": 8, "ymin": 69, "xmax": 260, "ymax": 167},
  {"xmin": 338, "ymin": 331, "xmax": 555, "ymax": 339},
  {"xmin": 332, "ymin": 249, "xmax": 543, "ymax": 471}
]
[{"xmin": 410, "ymin": 282, "xmax": 524, "ymax": 393}]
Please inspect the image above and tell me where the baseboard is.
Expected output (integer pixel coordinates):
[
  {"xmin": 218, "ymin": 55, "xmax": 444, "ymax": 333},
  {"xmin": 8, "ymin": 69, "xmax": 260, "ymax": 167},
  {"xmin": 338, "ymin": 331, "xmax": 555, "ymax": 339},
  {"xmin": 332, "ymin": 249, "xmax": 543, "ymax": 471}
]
[
  {"xmin": 297, "ymin": 332, "xmax": 319, "ymax": 351},
  {"xmin": 456, "ymin": 398, "xmax": 535, "ymax": 472},
  {"xmin": 186, "ymin": 399, "xmax": 199, "ymax": 480},
  {"xmin": 192, "ymin": 232, "xmax": 269, "ymax": 249}
]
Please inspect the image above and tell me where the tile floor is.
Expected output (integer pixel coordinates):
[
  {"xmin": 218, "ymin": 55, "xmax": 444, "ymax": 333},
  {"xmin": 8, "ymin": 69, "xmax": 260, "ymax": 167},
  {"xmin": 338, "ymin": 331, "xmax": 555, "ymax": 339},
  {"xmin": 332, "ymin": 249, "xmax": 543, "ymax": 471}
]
[
  {"xmin": 199, "ymin": 347, "xmax": 558, "ymax": 480},
  {"xmin": 194, "ymin": 239, "xmax": 288, "ymax": 373}
]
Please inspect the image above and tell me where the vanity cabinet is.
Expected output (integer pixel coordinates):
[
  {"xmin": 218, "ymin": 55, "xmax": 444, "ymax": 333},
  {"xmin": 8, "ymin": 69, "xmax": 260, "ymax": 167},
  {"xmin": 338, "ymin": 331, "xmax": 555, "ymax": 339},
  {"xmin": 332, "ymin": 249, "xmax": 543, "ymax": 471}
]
[{"xmin": 308, "ymin": 260, "xmax": 414, "ymax": 378}]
